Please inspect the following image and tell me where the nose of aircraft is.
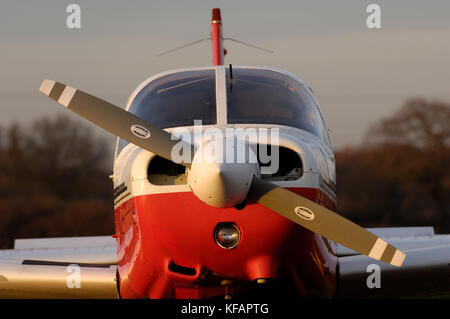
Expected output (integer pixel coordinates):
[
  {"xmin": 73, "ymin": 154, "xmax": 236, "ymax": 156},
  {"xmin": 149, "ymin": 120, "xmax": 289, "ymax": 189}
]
[{"xmin": 187, "ymin": 138, "xmax": 259, "ymax": 208}]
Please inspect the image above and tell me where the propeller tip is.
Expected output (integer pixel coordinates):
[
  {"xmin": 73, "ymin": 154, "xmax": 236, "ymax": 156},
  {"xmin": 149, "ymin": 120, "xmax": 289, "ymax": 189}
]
[
  {"xmin": 39, "ymin": 79, "xmax": 55, "ymax": 96},
  {"xmin": 390, "ymin": 250, "xmax": 406, "ymax": 267}
]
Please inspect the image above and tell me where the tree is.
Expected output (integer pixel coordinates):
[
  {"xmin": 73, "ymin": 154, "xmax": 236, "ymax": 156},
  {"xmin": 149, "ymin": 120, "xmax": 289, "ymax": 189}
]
[
  {"xmin": 367, "ymin": 99, "xmax": 450, "ymax": 150},
  {"xmin": 336, "ymin": 99, "xmax": 450, "ymax": 233},
  {"xmin": 0, "ymin": 116, "xmax": 115, "ymax": 248}
]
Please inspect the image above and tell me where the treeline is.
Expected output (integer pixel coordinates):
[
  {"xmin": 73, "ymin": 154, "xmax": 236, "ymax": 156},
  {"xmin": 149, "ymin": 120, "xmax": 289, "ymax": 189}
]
[
  {"xmin": 0, "ymin": 99, "xmax": 448, "ymax": 248},
  {"xmin": 0, "ymin": 117, "xmax": 115, "ymax": 248},
  {"xmin": 336, "ymin": 99, "xmax": 450, "ymax": 233}
]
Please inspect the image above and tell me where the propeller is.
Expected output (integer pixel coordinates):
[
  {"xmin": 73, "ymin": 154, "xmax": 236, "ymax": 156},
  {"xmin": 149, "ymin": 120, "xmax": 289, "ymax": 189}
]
[
  {"xmin": 39, "ymin": 79, "xmax": 193, "ymax": 168},
  {"xmin": 39, "ymin": 79, "xmax": 406, "ymax": 267},
  {"xmin": 247, "ymin": 177, "xmax": 406, "ymax": 266}
]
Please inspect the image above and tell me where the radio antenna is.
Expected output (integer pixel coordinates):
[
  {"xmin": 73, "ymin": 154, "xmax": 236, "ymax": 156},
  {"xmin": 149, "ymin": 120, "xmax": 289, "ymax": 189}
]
[{"xmin": 156, "ymin": 8, "xmax": 274, "ymax": 65}]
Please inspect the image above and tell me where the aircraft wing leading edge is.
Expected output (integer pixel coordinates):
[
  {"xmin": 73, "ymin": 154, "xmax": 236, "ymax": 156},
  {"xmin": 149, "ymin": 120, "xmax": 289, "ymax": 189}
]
[
  {"xmin": 336, "ymin": 227, "xmax": 450, "ymax": 298},
  {"xmin": 0, "ymin": 259, "xmax": 119, "ymax": 298},
  {"xmin": 0, "ymin": 236, "xmax": 118, "ymax": 298},
  {"xmin": 1, "ymin": 229, "xmax": 449, "ymax": 298}
]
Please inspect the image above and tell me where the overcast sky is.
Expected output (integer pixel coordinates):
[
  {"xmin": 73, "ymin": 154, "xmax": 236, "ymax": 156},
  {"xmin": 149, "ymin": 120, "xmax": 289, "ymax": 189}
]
[{"xmin": 1, "ymin": 0, "xmax": 449, "ymax": 151}]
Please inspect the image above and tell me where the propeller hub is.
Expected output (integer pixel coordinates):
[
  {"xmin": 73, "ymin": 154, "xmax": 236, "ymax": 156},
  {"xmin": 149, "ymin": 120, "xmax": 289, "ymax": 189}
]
[{"xmin": 187, "ymin": 138, "xmax": 259, "ymax": 208}]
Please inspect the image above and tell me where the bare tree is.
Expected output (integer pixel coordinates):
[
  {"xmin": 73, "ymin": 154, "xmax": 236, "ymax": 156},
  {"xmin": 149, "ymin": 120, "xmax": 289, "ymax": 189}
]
[
  {"xmin": 366, "ymin": 98, "xmax": 450, "ymax": 150},
  {"xmin": 345, "ymin": 99, "xmax": 450, "ymax": 232},
  {"xmin": 0, "ymin": 116, "xmax": 115, "ymax": 248}
]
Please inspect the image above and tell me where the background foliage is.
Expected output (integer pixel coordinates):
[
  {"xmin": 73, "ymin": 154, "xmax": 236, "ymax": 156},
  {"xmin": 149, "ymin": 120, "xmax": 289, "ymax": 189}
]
[{"xmin": 0, "ymin": 99, "xmax": 448, "ymax": 248}]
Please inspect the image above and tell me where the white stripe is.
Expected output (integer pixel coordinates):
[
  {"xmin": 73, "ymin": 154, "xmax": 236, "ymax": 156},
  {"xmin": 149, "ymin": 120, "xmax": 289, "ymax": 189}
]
[
  {"xmin": 58, "ymin": 86, "xmax": 77, "ymax": 107},
  {"xmin": 113, "ymin": 192, "xmax": 132, "ymax": 209},
  {"xmin": 215, "ymin": 66, "xmax": 227, "ymax": 125},
  {"xmin": 39, "ymin": 79, "xmax": 55, "ymax": 96},
  {"xmin": 368, "ymin": 238, "xmax": 388, "ymax": 260},
  {"xmin": 390, "ymin": 249, "xmax": 406, "ymax": 267}
]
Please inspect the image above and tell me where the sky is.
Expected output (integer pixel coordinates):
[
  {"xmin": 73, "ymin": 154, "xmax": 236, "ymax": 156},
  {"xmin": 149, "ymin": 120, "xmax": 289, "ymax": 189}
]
[{"xmin": 1, "ymin": 0, "xmax": 449, "ymax": 152}]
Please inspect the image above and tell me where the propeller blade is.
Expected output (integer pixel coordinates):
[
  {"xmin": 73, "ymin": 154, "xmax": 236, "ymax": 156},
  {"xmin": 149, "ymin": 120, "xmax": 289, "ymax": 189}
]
[
  {"xmin": 39, "ymin": 79, "xmax": 193, "ymax": 167},
  {"xmin": 248, "ymin": 177, "xmax": 406, "ymax": 267}
]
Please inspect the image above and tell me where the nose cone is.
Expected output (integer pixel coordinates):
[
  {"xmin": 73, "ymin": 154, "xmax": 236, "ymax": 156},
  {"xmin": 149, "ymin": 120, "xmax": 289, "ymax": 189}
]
[{"xmin": 187, "ymin": 138, "xmax": 259, "ymax": 208}]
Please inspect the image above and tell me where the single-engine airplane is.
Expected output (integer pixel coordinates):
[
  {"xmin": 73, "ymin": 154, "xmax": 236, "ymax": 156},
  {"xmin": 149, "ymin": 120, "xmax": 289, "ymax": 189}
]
[{"xmin": 0, "ymin": 8, "xmax": 449, "ymax": 299}]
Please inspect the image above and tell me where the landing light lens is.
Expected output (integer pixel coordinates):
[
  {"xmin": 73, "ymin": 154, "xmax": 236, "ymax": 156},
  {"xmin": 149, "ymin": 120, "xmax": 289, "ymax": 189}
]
[{"xmin": 214, "ymin": 223, "xmax": 241, "ymax": 249}]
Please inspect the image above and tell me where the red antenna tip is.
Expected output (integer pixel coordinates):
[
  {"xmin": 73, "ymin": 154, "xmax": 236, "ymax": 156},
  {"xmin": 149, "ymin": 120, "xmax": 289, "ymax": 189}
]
[{"xmin": 212, "ymin": 8, "xmax": 221, "ymax": 21}]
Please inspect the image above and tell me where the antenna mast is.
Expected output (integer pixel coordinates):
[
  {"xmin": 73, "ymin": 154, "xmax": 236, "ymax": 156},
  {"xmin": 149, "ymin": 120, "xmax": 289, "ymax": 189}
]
[
  {"xmin": 156, "ymin": 8, "xmax": 272, "ymax": 64},
  {"xmin": 211, "ymin": 8, "xmax": 224, "ymax": 65}
]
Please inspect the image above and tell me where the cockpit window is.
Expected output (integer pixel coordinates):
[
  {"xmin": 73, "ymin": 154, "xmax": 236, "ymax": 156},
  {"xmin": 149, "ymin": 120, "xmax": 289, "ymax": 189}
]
[
  {"xmin": 117, "ymin": 69, "xmax": 216, "ymax": 155},
  {"xmin": 226, "ymin": 68, "xmax": 324, "ymax": 140}
]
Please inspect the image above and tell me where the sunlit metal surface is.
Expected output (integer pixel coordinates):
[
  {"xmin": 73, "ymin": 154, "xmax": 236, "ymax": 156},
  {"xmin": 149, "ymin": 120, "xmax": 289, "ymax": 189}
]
[
  {"xmin": 0, "ymin": 259, "xmax": 119, "ymax": 299},
  {"xmin": 336, "ymin": 244, "xmax": 450, "ymax": 298},
  {"xmin": 0, "ymin": 246, "xmax": 117, "ymax": 265}
]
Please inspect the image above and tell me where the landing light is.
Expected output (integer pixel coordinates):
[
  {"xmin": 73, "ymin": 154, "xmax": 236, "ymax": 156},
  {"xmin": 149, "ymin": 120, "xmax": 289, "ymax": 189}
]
[{"xmin": 214, "ymin": 223, "xmax": 241, "ymax": 249}]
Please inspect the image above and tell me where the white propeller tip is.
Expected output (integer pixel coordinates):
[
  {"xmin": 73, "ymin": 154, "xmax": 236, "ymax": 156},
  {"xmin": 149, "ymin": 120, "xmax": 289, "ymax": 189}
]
[
  {"xmin": 39, "ymin": 79, "xmax": 55, "ymax": 96},
  {"xmin": 390, "ymin": 250, "xmax": 406, "ymax": 267}
]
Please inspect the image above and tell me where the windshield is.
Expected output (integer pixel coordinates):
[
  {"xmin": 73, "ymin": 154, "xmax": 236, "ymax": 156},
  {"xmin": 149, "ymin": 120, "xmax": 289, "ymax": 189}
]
[
  {"xmin": 117, "ymin": 69, "xmax": 216, "ymax": 154},
  {"xmin": 226, "ymin": 68, "xmax": 324, "ymax": 139}
]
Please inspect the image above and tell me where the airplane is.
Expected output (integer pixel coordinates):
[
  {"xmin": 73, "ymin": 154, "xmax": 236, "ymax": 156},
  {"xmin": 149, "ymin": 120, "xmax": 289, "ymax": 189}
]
[{"xmin": 0, "ymin": 8, "xmax": 449, "ymax": 299}]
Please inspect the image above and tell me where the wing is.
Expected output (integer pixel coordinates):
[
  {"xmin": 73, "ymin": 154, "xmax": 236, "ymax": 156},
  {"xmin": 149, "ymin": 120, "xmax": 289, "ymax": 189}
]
[
  {"xmin": 0, "ymin": 236, "xmax": 119, "ymax": 298},
  {"xmin": 336, "ymin": 227, "xmax": 450, "ymax": 298}
]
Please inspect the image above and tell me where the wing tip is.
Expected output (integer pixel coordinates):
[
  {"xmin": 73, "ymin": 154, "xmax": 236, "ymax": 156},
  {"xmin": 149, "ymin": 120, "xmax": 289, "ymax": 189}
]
[{"xmin": 39, "ymin": 79, "xmax": 55, "ymax": 96}]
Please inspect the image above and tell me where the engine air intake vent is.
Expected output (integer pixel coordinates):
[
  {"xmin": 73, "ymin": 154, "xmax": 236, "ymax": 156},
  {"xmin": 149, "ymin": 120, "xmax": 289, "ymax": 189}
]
[
  {"xmin": 256, "ymin": 145, "xmax": 303, "ymax": 181},
  {"xmin": 148, "ymin": 156, "xmax": 187, "ymax": 185}
]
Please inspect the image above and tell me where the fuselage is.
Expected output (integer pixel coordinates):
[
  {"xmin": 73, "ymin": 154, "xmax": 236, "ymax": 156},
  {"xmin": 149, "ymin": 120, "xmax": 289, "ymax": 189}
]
[{"xmin": 111, "ymin": 65, "xmax": 338, "ymax": 298}]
